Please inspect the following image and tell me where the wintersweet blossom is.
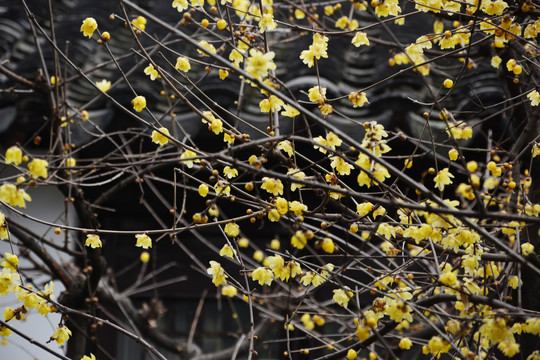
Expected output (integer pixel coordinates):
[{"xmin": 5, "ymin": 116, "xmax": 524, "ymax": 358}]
[
  {"xmin": 332, "ymin": 288, "xmax": 353, "ymax": 308},
  {"xmin": 277, "ymin": 140, "xmax": 293, "ymax": 157},
  {"xmin": 96, "ymin": 79, "xmax": 111, "ymax": 92},
  {"xmin": 5, "ymin": 146, "xmax": 22, "ymax": 165},
  {"xmin": 51, "ymin": 325, "xmax": 72, "ymax": 345},
  {"xmin": 28, "ymin": 159, "xmax": 48, "ymax": 179},
  {"xmin": 131, "ymin": 96, "xmax": 146, "ymax": 112},
  {"xmin": 144, "ymin": 64, "xmax": 159, "ymax": 80},
  {"xmin": 0, "ymin": 184, "xmax": 32, "ymax": 208},
  {"xmin": 352, "ymin": 32, "xmax": 370, "ymax": 47},
  {"xmin": 522, "ymin": 242, "xmax": 534, "ymax": 256},
  {"xmin": 223, "ymin": 166, "xmax": 238, "ymax": 179},
  {"xmin": 172, "ymin": 0, "xmax": 189, "ymax": 12},
  {"xmin": 258, "ymin": 14, "xmax": 277, "ymax": 33},
  {"xmin": 1, "ymin": 253, "xmax": 18, "ymax": 272},
  {"xmin": 151, "ymin": 127, "xmax": 170, "ymax": 146},
  {"xmin": 81, "ymin": 354, "xmax": 97, "ymax": 360},
  {"xmin": 281, "ymin": 104, "xmax": 300, "ymax": 118},
  {"xmin": 261, "ymin": 177, "xmax": 284, "ymax": 196},
  {"xmin": 207, "ymin": 261, "xmax": 227, "ymax": 286},
  {"xmin": 197, "ymin": 40, "xmax": 216, "ymax": 57},
  {"xmin": 0, "ymin": 213, "xmax": 8, "ymax": 240},
  {"xmin": 245, "ymin": 49, "xmax": 276, "ymax": 82},
  {"xmin": 433, "ymin": 168, "xmax": 454, "ymax": 191},
  {"xmin": 224, "ymin": 222, "xmax": 240, "ymax": 237},
  {"xmin": 85, "ymin": 234, "xmax": 102, "ymax": 248},
  {"xmin": 80, "ymin": 18, "xmax": 97, "ymax": 38},
  {"xmin": 135, "ymin": 234, "xmax": 152, "ymax": 249},
  {"xmin": 348, "ymin": 92, "xmax": 369, "ymax": 108},
  {"xmin": 180, "ymin": 150, "xmax": 200, "ymax": 168},
  {"xmin": 219, "ymin": 244, "xmax": 235, "ymax": 258},
  {"xmin": 259, "ymin": 95, "xmax": 284, "ymax": 112},
  {"xmin": 221, "ymin": 285, "xmax": 237, "ymax": 297},
  {"xmin": 175, "ymin": 56, "xmax": 191, "ymax": 72},
  {"xmin": 528, "ymin": 90, "xmax": 540, "ymax": 106},
  {"xmin": 251, "ymin": 267, "xmax": 273, "ymax": 286},
  {"xmin": 131, "ymin": 16, "xmax": 147, "ymax": 31}
]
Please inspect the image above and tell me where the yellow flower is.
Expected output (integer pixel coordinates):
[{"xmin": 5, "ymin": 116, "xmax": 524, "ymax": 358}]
[
  {"xmin": 289, "ymin": 200, "xmax": 307, "ymax": 216},
  {"xmin": 224, "ymin": 222, "xmax": 240, "ymax": 237},
  {"xmin": 313, "ymin": 136, "xmax": 327, "ymax": 154},
  {"xmin": 291, "ymin": 230, "xmax": 308, "ymax": 249},
  {"xmin": 522, "ymin": 242, "xmax": 534, "ymax": 256},
  {"xmin": 427, "ymin": 336, "xmax": 450, "ymax": 355},
  {"xmin": 132, "ymin": 16, "xmax": 147, "ymax": 31},
  {"xmin": 528, "ymin": 90, "xmax": 540, "ymax": 106},
  {"xmin": 175, "ymin": 56, "xmax": 191, "ymax": 72},
  {"xmin": 300, "ymin": 33, "xmax": 329, "ymax": 68},
  {"xmin": 0, "ymin": 184, "xmax": 32, "ymax": 208},
  {"xmin": 151, "ymin": 127, "xmax": 170, "ymax": 146},
  {"xmin": 439, "ymin": 271, "xmax": 457, "ymax": 286},
  {"xmin": 332, "ymin": 288, "xmax": 353, "ymax": 308},
  {"xmin": 0, "ymin": 213, "xmax": 8, "ymax": 240},
  {"xmin": 131, "ymin": 95, "xmax": 147, "ymax": 112},
  {"xmin": 321, "ymin": 238, "xmax": 335, "ymax": 253},
  {"xmin": 1, "ymin": 253, "xmax": 18, "ymax": 272},
  {"xmin": 221, "ymin": 285, "xmax": 237, "ymax": 297},
  {"xmin": 5, "ymin": 146, "xmax": 22, "ymax": 165},
  {"xmin": 51, "ymin": 325, "xmax": 72, "ymax": 345},
  {"xmin": 218, "ymin": 68, "xmax": 229, "ymax": 80},
  {"xmin": 85, "ymin": 234, "xmax": 102, "ymax": 248},
  {"xmin": 335, "ymin": 16, "xmax": 349, "ymax": 29},
  {"xmin": 491, "ymin": 55, "xmax": 502, "ymax": 68},
  {"xmin": 448, "ymin": 148, "xmax": 458, "ymax": 161},
  {"xmin": 346, "ymin": 349, "xmax": 358, "ymax": 360},
  {"xmin": 96, "ymin": 79, "xmax": 111, "ymax": 92},
  {"xmin": 172, "ymin": 0, "xmax": 189, "ymax": 12},
  {"xmin": 81, "ymin": 354, "xmax": 97, "ymax": 360},
  {"xmin": 144, "ymin": 64, "xmax": 159, "ymax": 80},
  {"xmin": 348, "ymin": 92, "xmax": 369, "ymax": 108},
  {"xmin": 210, "ymin": 119, "xmax": 223, "ymax": 135},
  {"xmin": 433, "ymin": 168, "xmax": 454, "ymax": 191},
  {"xmin": 330, "ymin": 156, "xmax": 353, "ymax": 175},
  {"xmin": 65, "ymin": 157, "xmax": 76, "ymax": 167},
  {"xmin": 251, "ymin": 267, "xmax": 273, "ymax": 286},
  {"xmin": 207, "ymin": 260, "xmax": 228, "ymax": 286},
  {"xmin": 197, "ymin": 40, "xmax": 217, "ymax": 57},
  {"xmin": 80, "ymin": 18, "xmax": 97, "ymax": 38},
  {"xmin": 532, "ymin": 144, "xmax": 540, "ymax": 158},
  {"xmin": 261, "ymin": 177, "xmax": 284, "ymax": 196},
  {"xmin": 508, "ymin": 275, "xmax": 521, "ymax": 289},
  {"xmin": 180, "ymin": 150, "xmax": 200, "ymax": 168},
  {"xmin": 259, "ymin": 14, "xmax": 277, "ymax": 33},
  {"xmin": 253, "ymin": 250, "xmax": 264, "ymax": 262},
  {"xmin": 135, "ymin": 234, "xmax": 152, "ymax": 249},
  {"xmin": 198, "ymin": 184, "xmax": 209, "ymax": 197},
  {"xmin": 28, "ymin": 159, "xmax": 48, "ymax": 179},
  {"xmin": 356, "ymin": 202, "xmax": 373, "ymax": 216},
  {"xmin": 399, "ymin": 337, "xmax": 412, "ymax": 349},
  {"xmin": 274, "ymin": 197, "xmax": 289, "ymax": 215},
  {"xmin": 320, "ymin": 104, "xmax": 333, "ymax": 115},
  {"xmin": 308, "ymin": 86, "xmax": 326, "ymax": 105},
  {"xmin": 277, "ymin": 140, "xmax": 293, "ymax": 157},
  {"xmin": 223, "ymin": 133, "xmax": 235, "ymax": 144},
  {"xmin": 223, "ymin": 166, "xmax": 238, "ymax": 179},
  {"xmin": 281, "ymin": 104, "xmax": 300, "ymax": 118},
  {"xmin": 288, "ymin": 168, "xmax": 306, "ymax": 191},
  {"xmin": 352, "ymin": 32, "xmax": 370, "ymax": 47},
  {"xmin": 219, "ymin": 244, "xmax": 236, "ymax": 258},
  {"xmin": 246, "ymin": 48, "xmax": 276, "ymax": 82},
  {"xmin": 259, "ymin": 95, "xmax": 284, "ymax": 113}
]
